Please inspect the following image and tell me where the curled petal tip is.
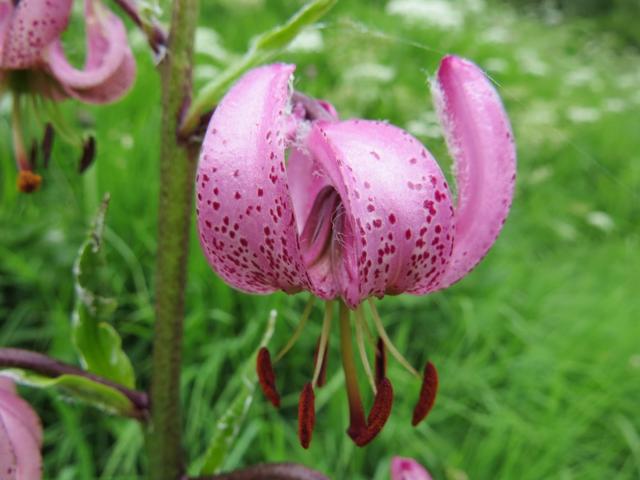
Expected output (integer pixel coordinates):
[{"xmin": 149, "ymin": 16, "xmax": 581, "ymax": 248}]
[
  {"xmin": 433, "ymin": 54, "xmax": 516, "ymax": 289},
  {"xmin": 44, "ymin": 0, "xmax": 136, "ymax": 103}
]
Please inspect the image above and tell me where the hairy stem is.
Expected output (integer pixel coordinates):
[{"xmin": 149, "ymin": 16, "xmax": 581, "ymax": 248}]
[
  {"xmin": 148, "ymin": 0, "xmax": 199, "ymax": 479},
  {"xmin": 0, "ymin": 348, "xmax": 148, "ymax": 415},
  {"xmin": 188, "ymin": 463, "xmax": 330, "ymax": 480}
]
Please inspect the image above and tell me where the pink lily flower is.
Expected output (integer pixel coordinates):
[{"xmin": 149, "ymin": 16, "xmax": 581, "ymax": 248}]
[
  {"xmin": 391, "ymin": 457, "xmax": 432, "ymax": 480},
  {"xmin": 0, "ymin": 377, "xmax": 43, "ymax": 480},
  {"xmin": 196, "ymin": 56, "xmax": 516, "ymax": 447},
  {"xmin": 1, "ymin": 0, "xmax": 136, "ymax": 191}
]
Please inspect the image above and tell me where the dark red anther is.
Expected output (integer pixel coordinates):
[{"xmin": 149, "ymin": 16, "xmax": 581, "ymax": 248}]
[
  {"xmin": 41, "ymin": 123, "xmax": 54, "ymax": 168},
  {"xmin": 78, "ymin": 136, "xmax": 96, "ymax": 173},
  {"xmin": 374, "ymin": 337, "xmax": 386, "ymax": 386},
  {"xmin": 312, "ymin": 336, "xmax": 329, "ymax": 388},
  {"xmin": 298, "ymin": 382, "xmax": 315, "ymax": 449},
  {"xmin": 412, "ymin": 361, "xmax": 438, "ymax": 426},
  {"xmin": 29, "ymin": 140, "xmax": 38, "ymax": 169},
  {"xmin": 256, "ymin": 347, "xmax": 280, "ymax": 408},
  {"xmin": 354, "ymin": 377, "xmax": 393, "ymax": 447}
]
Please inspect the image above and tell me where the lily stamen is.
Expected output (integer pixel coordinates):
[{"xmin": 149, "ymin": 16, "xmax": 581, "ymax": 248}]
[
  {"xmin": 354, "ymin": 308, "xmax": 377, "ymax": 394},
  {"xmin": 275, "ymin": 296, "xmax": 315, "ymax": 362},
  {"xmin": 311, "ymin": 301, "xmax": 333, "ymax": 389},
  {"xmin": 11, "ymin": 95, "xmax": 42, "ymax": 193},
  {"xmin": 368, "ymin": 299, "xmax": 420, "ymax": 379}
]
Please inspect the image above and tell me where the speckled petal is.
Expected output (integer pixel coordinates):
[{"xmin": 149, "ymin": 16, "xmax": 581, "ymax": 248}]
[
  {"xmin": 43, "ymin": 0, "xmax": 136, "ymax": 103},
  {"xmin": 302, "ymin": 120, "xmax": 454, "ymax": 308},
  {"xmin": 0, "ymin": 2, "xmax": 13, "ymax": 61},
  {"xmin": 391, "ymin": 457, "xmax": 432, "ymax": 480},
  {"xmin": 431, "ymin": 55, "xmax": 516, "ymax": 289},
  {"xmin": 0, "ymin": 0, "xmax": 72, "ymax": 69},
  {"xmin": 0, "ymin": 379, "xmax": 43, "ymax": 480},
  {"xmin": 196, "ymin": 64, "xmax": 310, "ymax": 294}
]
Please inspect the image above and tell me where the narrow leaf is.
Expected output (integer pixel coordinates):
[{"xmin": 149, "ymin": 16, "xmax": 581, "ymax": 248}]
[
  {"xmin": 72, "ymin": 194, "xmax": 135, "ymax": 388},
  {"xmin": 184, "ymin": 0, "xmax": 337, "ymax": 132},
  {"xmin": 197, "ymin": 310, "xmax": 277, "ymax": 475},
  {"xmin": 2, "ymin": 370, "xmax": 139, "ymax": 418}
]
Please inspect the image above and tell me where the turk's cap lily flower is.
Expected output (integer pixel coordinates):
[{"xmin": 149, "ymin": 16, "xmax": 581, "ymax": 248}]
[
  {"xmin": 1, "ymin": 0, "xmax": 136, "ymax": 103},
  {"xmin": 0, "ymin": 377, "xmax": 43, "ymax": 480},
  {"xmin": 196, "ymin": 57, "xmax": 516, "ymax": 447},
  {"xmin": 391, "ymin": 457, "xmax": 432, "ymax": 480},
  {"xmin": 1, "ymin": 0, "xmax": 136, "ymax": 192}
]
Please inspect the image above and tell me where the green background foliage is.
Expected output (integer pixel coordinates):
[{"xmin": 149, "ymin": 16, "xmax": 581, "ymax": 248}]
[{"xmin": 1, "ymin": 0, "xmax": 639, "ymax": 478}]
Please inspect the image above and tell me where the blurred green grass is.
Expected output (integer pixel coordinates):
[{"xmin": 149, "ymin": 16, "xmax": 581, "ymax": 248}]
[{"xmin": 1, "ymin": 0, "xmax": 639, "ymax": 479}]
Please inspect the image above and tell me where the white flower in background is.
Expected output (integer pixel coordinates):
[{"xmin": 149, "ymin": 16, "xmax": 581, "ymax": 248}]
[
  {"xmin": 484, "ymin": 58, "xmax": 509, "ymax": 73},
  {"xmin": 517, "ymin": 50, "xmax": 548, "ymax": 76},
  {"xmin": 585, "ymin": 211, "xmax": 614, "ymax": 233},
  {"xmin": 603, "ymin": 98, "xmax": 625, "ymax": 113},
  {"xmin": 343, "ymin": 63, "xmax": 396, "ymax": 83},
  {"xmin": 287, "ymin": 29, "xmax": 324, "ymax": 53},
  {"xmin": 567, "ymin": 106, "xmax": 600, "ymax": 123},
  {"xmin": 386, "ymin": 0, "xmax": 464, "ymax": 29},
  {"xmin": 406, "ymin": 110, "xmax": 443, "ymax": 139}
]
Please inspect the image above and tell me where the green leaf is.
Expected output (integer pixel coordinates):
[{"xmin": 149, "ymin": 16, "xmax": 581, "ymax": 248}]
[
  {"xmin": 184, "ymin": 0, "xmax": 337, "ymax": 132},
  {"xmin": 250, "ymin": 0, "xmax": 336, "ymax": 54},
  {"xmin": 2, "ymin": 369, "xmax": 139, "ymax": 418},
  {"xmin": 71, "ymin": 194, "xmax": 136, "ymax": 389},
  {"xmin": 196, "ymin": 310, "xmax": 278, "ymax": 475}
]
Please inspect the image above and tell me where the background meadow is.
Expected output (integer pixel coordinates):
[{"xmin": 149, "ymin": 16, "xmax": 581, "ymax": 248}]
[{"xmin": 1, "ymin": 0, "xmax": 639, "ymax": 478}]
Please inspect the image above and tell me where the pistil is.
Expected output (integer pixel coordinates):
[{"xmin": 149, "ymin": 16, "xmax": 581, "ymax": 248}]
[{"xmin": 338, "ymin": 301, "xmax": 367, "ymax": 442}]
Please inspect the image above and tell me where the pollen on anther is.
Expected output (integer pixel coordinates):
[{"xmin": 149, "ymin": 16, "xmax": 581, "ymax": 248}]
[
  {"xmin": 355, "ymin": 377, "xmax": 393, "ymax": 447},
  {"xmin": 256, "ymin": 347, "xmax": 280, "ymax": 408},
  {"xmin": 298, "ymin": 383, "xmax": 316, "ymax": 449}
]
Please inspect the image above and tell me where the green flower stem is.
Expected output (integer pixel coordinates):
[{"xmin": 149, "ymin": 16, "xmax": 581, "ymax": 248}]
[
  {"xmin": 148, "ymin": 0, "xmax": 199, "ymax": 479},
  {"xmin": 188, "ymin": 463, "xmax": 330, "ymax": 480}
]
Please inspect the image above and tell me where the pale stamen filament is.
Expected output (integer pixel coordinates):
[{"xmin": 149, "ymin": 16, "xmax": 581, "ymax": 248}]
[
  {"xmin": 11, "ymin": 95, "xmax": 29, "ymax": 171},
  {"xmin": 311, "ymin": 301, "xmax": 333, "ymax": 388},
  {"xmin": 275, "ymin": 296, "xmax": 316, "ymax": 362},
  {"xmin": 367, "ymin": 298, "xmax": 420, "ymax": 379},
  {"xmin": 354, "ymin": 307, "xmax": 377, "ymax": 394}
]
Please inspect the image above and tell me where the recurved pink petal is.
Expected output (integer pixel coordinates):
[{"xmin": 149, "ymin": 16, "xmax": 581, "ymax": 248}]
[
  {"xmin": 391, "ymin": 457, "xmax": 432, "ymax": 480},
  {"xmin": 0, "ymin": 378, "xmax": 43, "ymax": 480},
  {"xmin": 301, "ymin": 120, "xmax": 454, "ymax": 308},
  {"xmin": 196, "ymin": 64, "xmax": 310, "ymax": 295},
  {"xmin": 43, "ymin": 0, "xmax": 136, "ymax": 103},
  {"xmin": 0, "ymin": 0, "xmax": 72, "ymax": 69},
  {"xmin": 431, "ymin": 55, "xmax": 516, "ymax": 289}
]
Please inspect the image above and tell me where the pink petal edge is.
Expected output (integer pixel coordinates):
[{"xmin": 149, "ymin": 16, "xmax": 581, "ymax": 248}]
[
  {"xmin": 196, "ymin": 64, "xmax": 310, "ymax": 295},
  {"xmin": 431, "ymin": 55, "xmax": 516, "ymax": 289}
]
